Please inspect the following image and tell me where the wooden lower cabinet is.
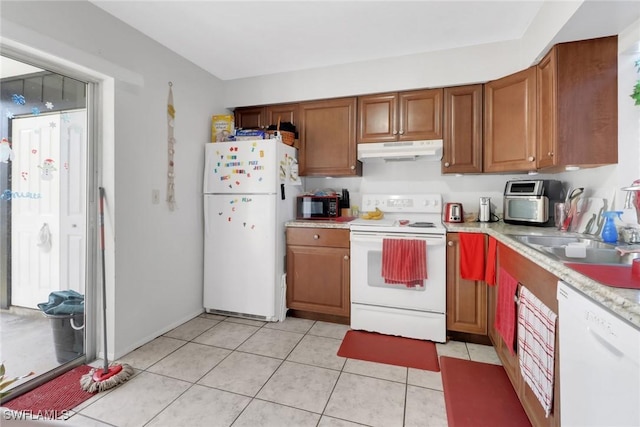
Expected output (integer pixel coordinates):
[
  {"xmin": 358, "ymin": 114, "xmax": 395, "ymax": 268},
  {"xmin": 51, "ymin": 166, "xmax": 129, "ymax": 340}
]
[
  {"xmin": 490, "ymin": 242, "xmax": 561, "ymax": 427},
  {"xmin": 286, "ymin": 227, "xmax": 350, "ymax": 320},
  {"xmin": 445, "ymin": 233, "xmax": 488, "ymax": 336}
]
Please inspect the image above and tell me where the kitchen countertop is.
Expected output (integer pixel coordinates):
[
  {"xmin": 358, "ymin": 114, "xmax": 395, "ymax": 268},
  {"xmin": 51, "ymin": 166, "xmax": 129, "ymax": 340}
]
[
  {"xmin": 285, "ymin": 219, "xmax": 354, "ymax": 230},
  {"xmin": 285, "ymin": 218, "xmax": 640, "ymax": 329},
  {"xmin": 445, "ymin": 221, "xmax": 640, "ymax": 330}
]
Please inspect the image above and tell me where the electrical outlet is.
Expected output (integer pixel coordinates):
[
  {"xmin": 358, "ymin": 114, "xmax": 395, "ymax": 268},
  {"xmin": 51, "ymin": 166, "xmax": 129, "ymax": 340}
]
[{"xmin": 152, "ymin": 189, "xmax": 160, "ymax": 204}]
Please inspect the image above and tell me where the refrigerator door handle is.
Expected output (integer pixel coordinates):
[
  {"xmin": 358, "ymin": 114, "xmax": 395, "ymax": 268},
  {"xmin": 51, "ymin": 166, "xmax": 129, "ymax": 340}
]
[
  {"xmin": 281, "ymin": 183, "xmax": 285, "ymax": 200},
  {"xmin": 204, "ymin": 196, "xmax": 210, "ymax": 237}
]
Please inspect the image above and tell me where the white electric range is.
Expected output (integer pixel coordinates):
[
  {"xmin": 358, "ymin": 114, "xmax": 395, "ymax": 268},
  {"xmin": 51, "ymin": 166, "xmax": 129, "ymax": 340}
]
[{"xmin": 349, "ymin": 194, "xmax": 446, "ymax": 342}]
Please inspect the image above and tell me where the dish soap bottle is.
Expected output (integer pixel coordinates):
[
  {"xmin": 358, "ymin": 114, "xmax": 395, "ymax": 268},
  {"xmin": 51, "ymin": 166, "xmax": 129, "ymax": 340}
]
[{"xmin": 601, "ymin": 211, "xmax": 623, "ymax": 243}]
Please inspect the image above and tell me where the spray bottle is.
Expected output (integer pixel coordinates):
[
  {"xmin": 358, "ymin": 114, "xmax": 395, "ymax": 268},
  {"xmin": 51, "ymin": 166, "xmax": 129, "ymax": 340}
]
[{"xmin": 601, "ymin": 211, "xmax": 623, "ymax": 243}]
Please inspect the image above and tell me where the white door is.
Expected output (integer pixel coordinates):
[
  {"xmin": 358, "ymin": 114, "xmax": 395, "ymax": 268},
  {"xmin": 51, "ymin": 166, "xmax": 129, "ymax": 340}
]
[
  {"xmin": 11, "ymin": 111, "xmax": 86, "ymax": 308},
  {"xmin": 59, "ymin": 111, "xmax": 87, "ymax": 295}
]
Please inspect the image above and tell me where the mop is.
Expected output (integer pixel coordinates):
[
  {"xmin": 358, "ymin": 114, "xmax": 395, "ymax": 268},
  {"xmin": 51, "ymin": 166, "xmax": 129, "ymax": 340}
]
[{"xmin": 80, "ymin": 187, "xmax": 134, "ymax": 393}]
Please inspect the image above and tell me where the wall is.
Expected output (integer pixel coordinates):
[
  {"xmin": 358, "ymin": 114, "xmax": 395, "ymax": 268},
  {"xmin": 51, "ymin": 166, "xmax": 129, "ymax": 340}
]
[
  {"xmin": 288, "ymin": 17, "xmax": 640, "ymax": 233},
  {"xmin": 1, "ymin": 1, "xmax": 227, "ymax": 358},
  {"xmin": 221, "ymin": 1, "xmax": 583, "ymax": 108}
]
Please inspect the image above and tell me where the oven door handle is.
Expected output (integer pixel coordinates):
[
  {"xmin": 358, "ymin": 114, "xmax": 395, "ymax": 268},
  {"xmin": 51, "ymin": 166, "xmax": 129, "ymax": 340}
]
[{"xmin": 350, "ymin": 233, "xmax": 446, "ymax": 244}]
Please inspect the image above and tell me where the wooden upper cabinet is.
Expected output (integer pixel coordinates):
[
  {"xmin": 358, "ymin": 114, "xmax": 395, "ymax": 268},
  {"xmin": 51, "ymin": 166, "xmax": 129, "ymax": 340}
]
[
  {"xmin": 483, "ymin": 67, "xmax": 537, "ymax": 173},
  {"xmin": 536, "ymin": 50, "xmax": 557, "ymax": 170},
  {"xmin": 537, "ymin": 36, "xmax": 618, "ymax": 171},
  {"xmin": 267, "ymin": 103, "xmax": 299, "ymax": 128},
  {"xmin": 358, "ymin": 88, "xmax": 443, "ymax": 143},
  {"xmin": 235, "ymin": 103, "xmax": 299, "ymax": 129},
  {"xmin": 234, "ymin": 106, "xmax": 267, "ymax": 129},
  {"xmin": 298, "ymin": 97, "xmax": 361, "ymax": 177},
  {"xmin": 442, "ymin": 85, "xmax": 483, "ymax": 174}
]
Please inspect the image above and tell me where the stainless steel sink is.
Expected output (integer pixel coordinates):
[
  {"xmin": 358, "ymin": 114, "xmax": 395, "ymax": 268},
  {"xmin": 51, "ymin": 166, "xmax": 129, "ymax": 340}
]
[
  {"xmin": 509, "ymin": 234, "xmax": 614, "ymax": 249},
  {"xmin": 541, "ymin": 247, "xmax": 639, "ymax": 265},
  {"xmin": 507, "ymin": 234, "xmax": 636, "ymax": 265}
]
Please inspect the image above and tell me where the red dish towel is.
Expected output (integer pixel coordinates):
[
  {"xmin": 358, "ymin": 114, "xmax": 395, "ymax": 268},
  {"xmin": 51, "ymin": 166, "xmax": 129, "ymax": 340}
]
[
  {"xmin": 459, "ymin": 233, "xmax": 485, "ymax": 280},
  {"xmin": 495, "ymin": 267, "xmax": 518, "ymax": 355},
  {"xmin": 484, "ymin": 236, "xmax": 498, "ymax": 285},
  {"xmin": 381, "ymin": 239, "xmax": 427, "ymax": 287}
]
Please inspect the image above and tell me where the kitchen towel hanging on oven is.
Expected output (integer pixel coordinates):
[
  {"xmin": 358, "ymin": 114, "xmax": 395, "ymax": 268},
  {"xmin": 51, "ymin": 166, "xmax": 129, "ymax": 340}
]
[{"xmin": 381, "ymin": 239, "xmax": 427, "ymax": 287}]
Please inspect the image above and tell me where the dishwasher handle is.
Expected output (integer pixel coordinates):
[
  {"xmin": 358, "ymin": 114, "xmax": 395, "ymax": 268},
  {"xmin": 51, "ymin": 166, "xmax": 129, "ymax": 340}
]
[{"xmin": 588, "ymin": 327, "xmax": 625, "ymax": 358}]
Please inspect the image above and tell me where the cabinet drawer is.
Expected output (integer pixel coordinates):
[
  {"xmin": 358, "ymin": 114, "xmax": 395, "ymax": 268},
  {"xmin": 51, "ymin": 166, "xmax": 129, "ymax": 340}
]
[{"xmin": 286, "ymin": 227, "xmax": 349, "ymax": 248}]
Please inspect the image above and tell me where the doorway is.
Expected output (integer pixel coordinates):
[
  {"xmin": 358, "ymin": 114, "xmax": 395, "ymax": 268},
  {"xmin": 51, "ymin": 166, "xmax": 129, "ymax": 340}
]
[{"xmin": 0, "ymin": 55, "xmax": 92, "ymax": 397}]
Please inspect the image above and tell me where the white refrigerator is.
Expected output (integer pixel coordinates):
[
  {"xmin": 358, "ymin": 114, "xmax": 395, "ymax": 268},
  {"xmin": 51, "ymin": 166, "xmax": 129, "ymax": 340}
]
[{"xmin": 203, "ymin": 139, "xmax": 301, "ymax": 321}]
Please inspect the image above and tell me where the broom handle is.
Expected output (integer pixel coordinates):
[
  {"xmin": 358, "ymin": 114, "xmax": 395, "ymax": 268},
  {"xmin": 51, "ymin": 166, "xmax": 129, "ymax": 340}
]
[{"xmin": 99, "ymin": 187, "xmax": 110, "ymax": 373}]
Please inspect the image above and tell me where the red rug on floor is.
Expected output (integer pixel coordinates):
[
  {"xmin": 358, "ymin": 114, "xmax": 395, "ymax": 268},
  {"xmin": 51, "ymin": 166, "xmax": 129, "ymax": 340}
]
[
  {"xmin": 4, "ymin": 365, "xmax": 95, "ymax": 414},
  {"xmin": 440, "ymin": 356, "xmax": 531, "ymax": 427},
  {"xmin": 337, "ymin": 330, "xmax": 440, "ymax": 371}
]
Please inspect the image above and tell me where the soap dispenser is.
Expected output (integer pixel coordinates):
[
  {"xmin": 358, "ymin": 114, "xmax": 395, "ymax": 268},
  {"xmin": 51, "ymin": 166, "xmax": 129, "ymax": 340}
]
[{"xmin": 601, "ymin": 211, "xmax": 623, "ymax": 243}]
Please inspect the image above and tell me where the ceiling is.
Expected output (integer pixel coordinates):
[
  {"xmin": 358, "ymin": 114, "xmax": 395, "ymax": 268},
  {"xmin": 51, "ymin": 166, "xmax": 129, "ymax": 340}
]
[
  {"xmin": 88, "ymin": 1, "xmax": 640, "ymax": 81},
  {"xmin": 2, "ymin": 2, "xmax": 639, "ymax": 81},
  {"xmin": 90, "ymin": 0, "xmax": 549, "ymax": 81}
]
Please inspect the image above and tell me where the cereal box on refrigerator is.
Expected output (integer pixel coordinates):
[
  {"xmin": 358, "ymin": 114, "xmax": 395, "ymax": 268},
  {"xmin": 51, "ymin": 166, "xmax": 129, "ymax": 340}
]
[{"xmin": 211, "ymin": 115, "xmax": 234, "ymax": 142}]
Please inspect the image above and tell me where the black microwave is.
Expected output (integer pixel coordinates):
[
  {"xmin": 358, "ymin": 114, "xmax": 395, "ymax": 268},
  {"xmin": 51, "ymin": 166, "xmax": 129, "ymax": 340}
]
[{"xmin": 296, "ymin": 195, "xmax": 340, "ymax": 219}]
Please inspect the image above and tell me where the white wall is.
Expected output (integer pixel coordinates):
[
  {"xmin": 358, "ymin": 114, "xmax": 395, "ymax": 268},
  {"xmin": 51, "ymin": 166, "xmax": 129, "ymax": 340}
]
[
  {"xmin": 221, "ymin": 1, "xmax": 582, "ymax": 108},
  {"xmin": 304, "ymin": 19, "xmax": 640, "ymax": 232},
  {"xmin": 1, "ymin": 1, "xmax": 227, "ymax": 358}
]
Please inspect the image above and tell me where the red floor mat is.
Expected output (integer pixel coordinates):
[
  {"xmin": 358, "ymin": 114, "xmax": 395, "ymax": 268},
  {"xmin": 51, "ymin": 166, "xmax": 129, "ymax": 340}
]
[
  {"xmin": 337, "ymin": 330, "xmax": 439, "ymax": 371},
  {"xmin": 4, "ymin": 365, "xmax": 95, "ymax": 415},
  {"xmin": 440, "ymin": 356, "xmax": 531, "ymax": 427}
]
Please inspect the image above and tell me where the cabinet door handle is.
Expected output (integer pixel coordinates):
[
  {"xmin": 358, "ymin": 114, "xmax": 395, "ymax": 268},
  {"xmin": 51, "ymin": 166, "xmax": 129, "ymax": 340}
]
[
  {"xmin": 447, "ymin": 241, "xmax": 454, "ymax": 247},
  {"xmin": 548, "ymin": 151, "xmax": 554, "ymax": 157},
  {"xmin": 313, "ymin": 234, "xmax": 320, "ymax": 240},
  {"xmin": 398, "ymin": 130, "xmax": 405, "ymax": 135},
  {"xmin": 444, "ymin": 162, "xmax": 450, "ymax": 167},
  {"xmin": 350, "ymin": 165, "xmax": 355, "ymax": 170},
  {"xmin": 393, "ymin": 130, "xmax": 398, "ymax": 135},
  {"xmin": 528, "ymin": 156, "xmax": 535, "ymax": 162},
  {"xmin": 343, "ymin": 255, "xmax": 349, "ymax": 260}
]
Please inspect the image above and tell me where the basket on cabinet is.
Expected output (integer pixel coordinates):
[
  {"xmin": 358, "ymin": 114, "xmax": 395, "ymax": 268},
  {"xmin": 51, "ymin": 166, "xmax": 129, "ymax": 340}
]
[{"xmin": 267, "ymin": 130, "xmax": 295, "ymax": 146}]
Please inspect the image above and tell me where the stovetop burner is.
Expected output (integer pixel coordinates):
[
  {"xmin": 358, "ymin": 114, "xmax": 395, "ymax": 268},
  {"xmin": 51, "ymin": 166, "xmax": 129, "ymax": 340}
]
[{"xmin": 408, "ymin": 222, "xmax": 435, "ymax": 228}]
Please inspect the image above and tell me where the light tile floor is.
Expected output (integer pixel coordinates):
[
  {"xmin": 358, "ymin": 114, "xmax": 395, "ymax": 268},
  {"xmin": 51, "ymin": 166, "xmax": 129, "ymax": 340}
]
[
  {"xmin": 0, "ymin": 308, "xmax": 62, "ymax": 389},
  {"xmin": 65, "ymin": 315, "xmax": 501, "ymax": 426}
]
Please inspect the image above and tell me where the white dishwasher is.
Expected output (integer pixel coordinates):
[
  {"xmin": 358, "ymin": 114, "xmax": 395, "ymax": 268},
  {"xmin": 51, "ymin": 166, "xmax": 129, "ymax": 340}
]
[{"xmin": 557, "ymin": 281, "xmax": 640, "ymax": 427}]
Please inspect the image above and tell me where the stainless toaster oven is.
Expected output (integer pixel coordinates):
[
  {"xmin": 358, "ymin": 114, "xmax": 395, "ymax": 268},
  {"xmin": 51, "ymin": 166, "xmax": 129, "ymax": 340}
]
[{"xmin": 503, "ymin": 180, "xmax": 564, "ymax": 226}]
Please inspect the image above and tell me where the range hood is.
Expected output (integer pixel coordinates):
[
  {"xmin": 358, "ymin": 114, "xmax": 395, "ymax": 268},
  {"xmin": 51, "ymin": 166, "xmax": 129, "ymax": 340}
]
[{"xmin": 357, "ymin": 140, "xmax": 443, "ymax": 162}]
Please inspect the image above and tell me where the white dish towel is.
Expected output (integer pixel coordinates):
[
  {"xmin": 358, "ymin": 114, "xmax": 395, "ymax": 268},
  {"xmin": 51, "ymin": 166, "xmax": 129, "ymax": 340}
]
[{"xmin": 517, "ymin": 286, "xmax": 557, "ymax": 417}]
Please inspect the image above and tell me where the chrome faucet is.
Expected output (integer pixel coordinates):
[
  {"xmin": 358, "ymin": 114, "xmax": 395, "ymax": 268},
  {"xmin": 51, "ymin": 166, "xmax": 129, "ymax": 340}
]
[{"xmin": 621, "ymin": 179, "xmax": 640, "ymax": 224}]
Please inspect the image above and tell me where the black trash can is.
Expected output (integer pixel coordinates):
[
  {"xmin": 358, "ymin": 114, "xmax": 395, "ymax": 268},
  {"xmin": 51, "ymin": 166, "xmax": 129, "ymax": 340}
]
[{"xmin": 38, "ymin": 290, "xmax": 85, "ymax": 364}]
